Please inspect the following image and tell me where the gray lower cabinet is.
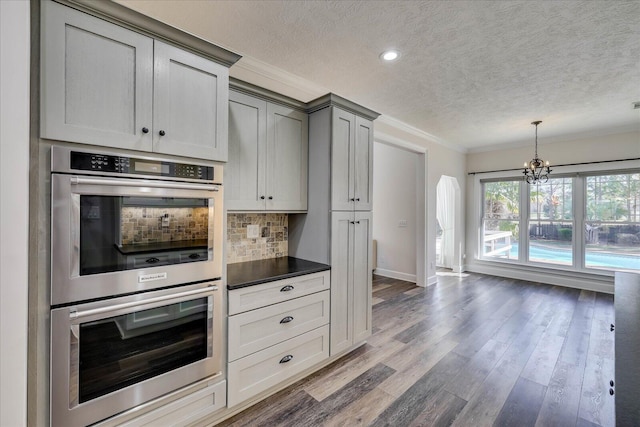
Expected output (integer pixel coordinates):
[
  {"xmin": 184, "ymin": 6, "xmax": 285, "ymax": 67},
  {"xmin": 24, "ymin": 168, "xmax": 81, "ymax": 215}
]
[
  {"xmin": 41, "ymin": 0, "xmax": 229, "ymax": 161},
  {"xmin": 330, "ymin": 211, "xmax": 373, "ymax": 355},
  {"xmin": 227, "ymin": 89, "xmax": 308, "ymax": 211},
  {"xmin": 227, "ymin": 271, "xmax": 330, "ymax": 407}
]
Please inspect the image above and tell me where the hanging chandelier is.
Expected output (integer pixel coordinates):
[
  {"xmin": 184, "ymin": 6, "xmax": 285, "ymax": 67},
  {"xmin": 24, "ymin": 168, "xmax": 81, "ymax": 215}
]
[{"xmin": 523, "ymin": 120, "xmax": 551, "ymax": 184}]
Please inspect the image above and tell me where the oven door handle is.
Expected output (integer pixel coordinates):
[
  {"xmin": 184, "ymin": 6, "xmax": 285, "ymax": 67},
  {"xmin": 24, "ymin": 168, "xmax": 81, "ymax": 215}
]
[
  {"xmin": 69, "ymin": 286, "xmax": 218, "ymax": 320},
  {"xmin": 69, "ymin": 176, "xmax": 219, "ymax": 191}
]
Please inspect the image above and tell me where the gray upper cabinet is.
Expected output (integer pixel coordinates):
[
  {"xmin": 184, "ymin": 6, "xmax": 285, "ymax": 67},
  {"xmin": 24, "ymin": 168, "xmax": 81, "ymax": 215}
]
[
  {"xmin": 152, "ymin": 41, "xmax": 228, "ymax": 161},
  {"xmin": 331, "ymin": 108, "xmax": 374, "ymax": 211},
  {"xmin": 227, "ymin": 88, "xmax": 308, "ymax": 212},
  {"xmin": 41, "ymin": 1, "xmax": 230, "ymax": 161}
]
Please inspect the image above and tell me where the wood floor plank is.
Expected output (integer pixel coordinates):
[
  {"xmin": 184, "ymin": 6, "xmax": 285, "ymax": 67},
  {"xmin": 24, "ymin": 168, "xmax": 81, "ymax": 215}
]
[
  {"xmin": 378, "ymin": 338, "xmax": 459, "ymax": 398},
  {"xmin": 371, "ymin": 352, "xmax": 469, "ymax": 426},
  {"xmin": 450, "ymin": 317, "xmax": 546, "ymax": 426},
  {"xmin": 493, "ymin": 377, "xmax": 547, "ymax": 427},
  {"xmin": 408, "ymin": 389, "xmax": 468, "ymax": 427},
  {"xmin": 278, "ymin": 363, "xmax": 396, "ymax": 427},
  {"xmin": 445, "ymin": 338, "xmax": 510, "ymax": 401},
  {"xmin": 303, "ymin": 339, "xmax": 405, "ymax": 402},
  {"xmin": 322, "ymin": 387, "xmax": 396, "ymax": 427}
]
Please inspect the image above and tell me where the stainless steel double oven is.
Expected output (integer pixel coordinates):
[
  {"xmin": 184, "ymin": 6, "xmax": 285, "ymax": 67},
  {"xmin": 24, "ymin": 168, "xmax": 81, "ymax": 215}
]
[{"xmin": 49, "ymin": 146, "xmax": 224, "ymax": 426}]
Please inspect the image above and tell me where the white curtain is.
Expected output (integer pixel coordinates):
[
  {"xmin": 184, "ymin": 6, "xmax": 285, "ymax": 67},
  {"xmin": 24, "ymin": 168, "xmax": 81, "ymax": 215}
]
[{"xmin": 436, "ymin": 176, "xmax": 458, "ymax": 269}]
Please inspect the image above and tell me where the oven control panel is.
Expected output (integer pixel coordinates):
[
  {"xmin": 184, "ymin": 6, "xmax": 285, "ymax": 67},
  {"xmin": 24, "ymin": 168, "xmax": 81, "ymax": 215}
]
[{"xmin": 69, "ymin": 151, "xmax": 214, "ymax": 180}]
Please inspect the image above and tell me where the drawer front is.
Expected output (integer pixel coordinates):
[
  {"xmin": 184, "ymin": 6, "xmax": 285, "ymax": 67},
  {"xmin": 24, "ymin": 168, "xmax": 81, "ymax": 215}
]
[
  {"xmin": 229, "ymin": 291, "xmax": 330, "ymax": 361},
  {"xmin": 97, "ymin": 380, "xmax": 226, "ymax": 427},
  {"xmin": 228, "ymin": 270, "xmax": 330, "ymax": 315},
  {"xmin": 227, "ymin": 325, "xmax": 329, "ymax": 407}
]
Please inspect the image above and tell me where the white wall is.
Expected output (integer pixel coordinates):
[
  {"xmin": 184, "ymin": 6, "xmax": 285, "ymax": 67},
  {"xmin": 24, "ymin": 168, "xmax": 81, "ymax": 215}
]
[
  {"xmin": 0, "ymin": 1, "xmax": 30, "ymax": 425},
  {"xmin": 373, "ymin": 142, "xmax": 418, "ymax": 282},
  {"xmin": 375, "ymin": 119, "xmax": 467, "ymax": 285}
]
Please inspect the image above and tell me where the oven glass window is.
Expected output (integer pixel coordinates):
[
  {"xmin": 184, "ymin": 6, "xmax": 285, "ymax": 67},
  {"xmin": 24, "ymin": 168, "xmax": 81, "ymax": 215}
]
[
  {"xmin": 78, "ymin": 297, "xmax": 209, "ymax": 403},
  {"xmin": 79, "ymin": 195, "xmax": 210, "ymax": 276}
]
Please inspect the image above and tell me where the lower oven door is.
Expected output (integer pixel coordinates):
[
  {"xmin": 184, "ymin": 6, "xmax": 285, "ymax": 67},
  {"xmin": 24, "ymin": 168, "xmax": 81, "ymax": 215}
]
[{"xmin": 51, "ymin": 282, "xmax": 223, "ymax": 427}]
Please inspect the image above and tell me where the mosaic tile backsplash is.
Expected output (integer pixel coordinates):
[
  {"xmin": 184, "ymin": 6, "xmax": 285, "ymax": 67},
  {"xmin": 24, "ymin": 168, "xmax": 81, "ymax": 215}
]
[
  {"xmin": 227, "ymin": 213, "xmax": 288, "ymax": 264},
  {"xmin": 120, "ymin": 207, "xmax": 209, "ymax": 245}
]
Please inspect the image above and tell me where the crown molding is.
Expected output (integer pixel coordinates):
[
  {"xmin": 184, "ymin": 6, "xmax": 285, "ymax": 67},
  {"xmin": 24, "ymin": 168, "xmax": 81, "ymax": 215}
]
[
  {"xmin": 306, "ymin": 93, "xmax": 380, "ymax": 120},
  {"xmin": 229, "ymin": 78, "xmax": 307, "ymax": 111},
  {"xmin": 230, "ymin": 56, "xmax": 328, "ymax": 103},
  {"xmin": 376, "ymin": 115, "xmax": 468, "ymax": 154}
]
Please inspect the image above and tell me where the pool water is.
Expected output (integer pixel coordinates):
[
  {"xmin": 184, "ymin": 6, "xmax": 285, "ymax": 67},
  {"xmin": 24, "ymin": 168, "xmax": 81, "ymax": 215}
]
[{"xmin": 507, "ymin": 243, "xmax": 640, "ymax": 270}]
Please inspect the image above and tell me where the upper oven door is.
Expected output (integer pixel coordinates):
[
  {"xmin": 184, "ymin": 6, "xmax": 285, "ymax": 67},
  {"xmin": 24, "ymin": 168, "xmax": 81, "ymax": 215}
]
[{"xmin": 51, "ymin": 174, "xmax": 223, "ymax": 305}]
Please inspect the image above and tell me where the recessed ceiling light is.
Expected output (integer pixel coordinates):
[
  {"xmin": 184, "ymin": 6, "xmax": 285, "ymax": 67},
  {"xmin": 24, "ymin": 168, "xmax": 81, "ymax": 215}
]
[{"xmin": 380, "ymin": 50, "xmax": 400, "ymax": 62}]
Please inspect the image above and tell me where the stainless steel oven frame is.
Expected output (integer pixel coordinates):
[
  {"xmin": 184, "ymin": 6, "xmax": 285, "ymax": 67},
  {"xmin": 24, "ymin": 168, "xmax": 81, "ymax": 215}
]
[
  {"xmin": 50, "ymin": 148, "xmax": 224, "ymax": 305},
  {"xmin": 50, "ymin": 281, "xmax": 223, "ymax": 427}
]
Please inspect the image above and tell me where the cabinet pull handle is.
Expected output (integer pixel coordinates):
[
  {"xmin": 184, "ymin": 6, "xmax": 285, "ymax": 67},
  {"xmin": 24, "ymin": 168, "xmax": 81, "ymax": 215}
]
[
  {"xmin": 356, "ymin": 198, "xmax": 360, "ymax": 201},
  {"xmin": 188, "ymin": 253, "xmax": 200, "ymax": 259},
  {"xmin": 146, "ymin": 257, "xmax": 160, "ymax": 264},
  {"xmin": 280, "ymin": 316, "xmax": 294, "ymax": 324},
  {"xmin": 268, "ymin": 196, "xmax": 273, "ymax": 200},
  {"xmin": 356, "ymin": 221, "xmax": 361, "ymax": 224},
  {"xmin": 159, "ymin": 130, "xmax": 166, "ymax": 136},
  {"xmin": 350, "ymin": 198, "xmax": 355, "ymax": 201},
  {"xmin": 609, "ymin": 388, "xmax": 615, "ymax": 395},
  {"xmin": 610, "ymin": 323, "xmax": 615, "ymax": 331},
  {"xmin": 142, "ymin": 127, "xmax": 149, "ymax": 134},
  {"xmin": 279, "ymin": 354, "xmax": 293, "ymax": 364},
  {"xmin": 610, "ymin": 380, "xmax": 615, "ymax": 387},
  {"xmin": 260, "ymin": 196, "xmax": 265, "ymax": 200},
  {"xmin": 280, "ymin": 285, "xmax": 294, "ymax": 292}
]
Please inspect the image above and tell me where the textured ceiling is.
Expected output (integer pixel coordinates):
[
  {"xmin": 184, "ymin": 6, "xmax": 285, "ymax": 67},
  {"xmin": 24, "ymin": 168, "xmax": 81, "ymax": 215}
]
[{"xmin": 116, "ymin": 0, "xmax": 640, "ymax": 151}]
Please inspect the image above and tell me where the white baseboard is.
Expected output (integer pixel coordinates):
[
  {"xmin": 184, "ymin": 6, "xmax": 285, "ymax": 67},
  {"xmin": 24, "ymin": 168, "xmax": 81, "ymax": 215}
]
[
  {"xmin": 465, "ymin": 262, "xmax": 614, "ymax": 294},
  {"xmin": 427, "ymin": 275, "xmax": 438, "ymax": 286},
  {"xmin": 373, "ymin": 268, "xmax": 416, "ymax": 283}
]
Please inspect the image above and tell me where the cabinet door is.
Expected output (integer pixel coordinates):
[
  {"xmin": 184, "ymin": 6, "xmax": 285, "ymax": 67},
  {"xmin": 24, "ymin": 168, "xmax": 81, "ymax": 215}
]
[
  {"xmin": 266, "ymin": 104, "xmax": 308, "ymax": 211},
  {"xmin": 331, "ymin": 108, "xmax": 356, "ymax": 211},
  {"xmin": 226, "ymin": 91, "xmax": 267, "ymax": 210},
  {"xmin": 352, "ymin": 211, "xmax": 372, "ymax": 343},
  {"xmin": 354, "ymin": 117, "xmax": 374, "ymax": 211},
  {"xmin": 330, "ymin": 211, "xmax": 354, "ymax": 355},
  {"xmin": 153, "ymin": 41, "xmax": 229, "ymax": 161},
  {"xmin": 41, "ymin": 1, "xmax": 153, "ymax": 151}
]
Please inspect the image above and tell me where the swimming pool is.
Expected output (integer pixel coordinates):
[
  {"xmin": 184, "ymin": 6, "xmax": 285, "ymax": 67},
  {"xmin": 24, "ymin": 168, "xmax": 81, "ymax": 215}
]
[{"xmin": 507, "ymin": 243, "xmax": 640, "ymax": 270}]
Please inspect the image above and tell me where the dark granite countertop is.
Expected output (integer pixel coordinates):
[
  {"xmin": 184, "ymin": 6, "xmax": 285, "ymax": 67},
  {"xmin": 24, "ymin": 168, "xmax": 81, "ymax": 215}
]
[
  {"xmin": 227, "ymin": 256, "xmax": 330, "ymax": 290},
  {"xmin": 116, "ymin": 239, "xmax": 208, "ymax": 255}
]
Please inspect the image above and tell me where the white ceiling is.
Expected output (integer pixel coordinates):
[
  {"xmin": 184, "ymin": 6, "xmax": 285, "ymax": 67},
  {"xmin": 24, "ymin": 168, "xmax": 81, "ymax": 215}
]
[{"xmin": 116, "ymin": 0, "xmax": 640, "ymax": 152}]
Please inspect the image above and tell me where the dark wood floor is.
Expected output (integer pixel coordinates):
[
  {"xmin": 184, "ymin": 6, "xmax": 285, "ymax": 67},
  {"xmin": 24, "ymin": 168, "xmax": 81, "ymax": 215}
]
[{"xmin": 218, "ymin": 271, "xmax": 615, "ymax": 427}]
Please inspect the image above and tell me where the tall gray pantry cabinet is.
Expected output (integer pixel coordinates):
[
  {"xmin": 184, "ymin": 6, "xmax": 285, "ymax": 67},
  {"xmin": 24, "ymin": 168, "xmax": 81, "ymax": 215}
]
[{"xmin": 289, "ymin": 94, "xmax": 379, "ymax": 356}]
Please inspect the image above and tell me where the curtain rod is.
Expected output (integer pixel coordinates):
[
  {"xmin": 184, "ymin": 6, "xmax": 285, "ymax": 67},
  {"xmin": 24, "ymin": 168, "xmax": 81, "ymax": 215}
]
[{"xmin": 467, "ymin": 157, "xmax": 640, "ymax": 175}]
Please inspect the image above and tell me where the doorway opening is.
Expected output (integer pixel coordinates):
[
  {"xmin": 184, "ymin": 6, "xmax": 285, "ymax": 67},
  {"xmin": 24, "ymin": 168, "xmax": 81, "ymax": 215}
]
[{"xmin": 436, "ymin": 175, "xmax": 461, "ymax": 272}]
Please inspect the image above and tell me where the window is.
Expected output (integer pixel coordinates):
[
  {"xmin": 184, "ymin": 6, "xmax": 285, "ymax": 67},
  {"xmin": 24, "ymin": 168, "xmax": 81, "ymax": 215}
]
[
  {"xmin": 482, "ymin": 180, "xmax": 520, "ymax": 260},
  {"xmin": 585, "ymin": 173, "xmax": 640, "ymax": 271},
  {"xmin": 480, "ymin": 170, "xmax": 640, "ymax": 272},
  {"xmin": 528, "ymin": 177, "xmax": 574, "ymax": 266}
]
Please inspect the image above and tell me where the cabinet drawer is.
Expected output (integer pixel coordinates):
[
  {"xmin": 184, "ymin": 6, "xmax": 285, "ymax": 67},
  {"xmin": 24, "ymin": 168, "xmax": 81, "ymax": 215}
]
[
  {"xmin": 228, "ymin": 271, "xmax": 330, "ymax": 315},
  {"xmin": 97, "ymin": 380, "xmax": 226, "ymax": 427},
  {"xmin": 229, "ymin": 291, "xmax": 330, "ymax": 361},
  {"xmin": 227, "ymin": 325, "xmax": 329, "ymax": 407}
]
